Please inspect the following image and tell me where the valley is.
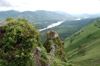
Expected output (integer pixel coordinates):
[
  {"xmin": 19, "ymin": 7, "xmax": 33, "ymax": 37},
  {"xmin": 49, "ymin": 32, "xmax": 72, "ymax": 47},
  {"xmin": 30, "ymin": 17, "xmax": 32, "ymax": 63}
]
[
  {"xmin": 0, "ymin": 10, "xmax": 100, "ymax": 66},
  {"xmin": 65, "ymin": 18, "xmax": 100, "ymax": 66},
  {"xmin": 40, "ymin": 17, "xmax": 96, "ymax": 43}
]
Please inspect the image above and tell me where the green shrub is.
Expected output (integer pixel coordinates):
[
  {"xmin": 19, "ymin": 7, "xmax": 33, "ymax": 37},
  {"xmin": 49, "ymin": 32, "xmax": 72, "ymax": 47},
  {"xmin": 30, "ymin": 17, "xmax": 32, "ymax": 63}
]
[
  {"xmin": 78, "ymin": 45, "xmax": 86, "ymax": 55},
  {"xmin": 53, "ymin": 37, "xmax": 58, "ymax": 44},
  {"xmin": 43, "ymin": 39, "xmax": 52, "ymax": 53},
  {"xmin": 41, "ymin": 50, "xmax": 48, "ymax": 66},
  {"xmin": 0, "ymin": 17, "xmax": 41, "ymax": 66},
  {"xmin": 79, "ymin": 48, "xmax": 86, "ymax": 55}
]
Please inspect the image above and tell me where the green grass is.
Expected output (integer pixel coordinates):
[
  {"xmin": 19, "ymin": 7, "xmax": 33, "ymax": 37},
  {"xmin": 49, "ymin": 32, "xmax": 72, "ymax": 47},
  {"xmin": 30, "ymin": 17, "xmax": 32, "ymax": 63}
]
[
  {"xmin": 48, "ymin": 55, "xmax": 75, "ymax": 66},
  {"xmin": 71, "ymin": 39, "xmax": 100, "ymax": 66},
  {"xmin": 64, "ymin": 18, "xmax": 100, "ymax": 66}
]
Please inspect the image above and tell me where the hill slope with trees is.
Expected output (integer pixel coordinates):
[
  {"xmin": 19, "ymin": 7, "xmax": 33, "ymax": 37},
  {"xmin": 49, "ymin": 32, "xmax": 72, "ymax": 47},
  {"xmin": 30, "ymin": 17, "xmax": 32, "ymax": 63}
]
[
  {"xmin": 65, "ymin": 18, "xmax": 100, "ymax": 66},
  {"xmin": 0, "ymin": 10, "xmax": 73, "ymax": 29},
  {"xmin": 40, "ymin": 18, "xmax": 96, "ymax": 43},
  {"xmin": 0, "ymin": 10, "xmax": 71, "ymax": 22}
]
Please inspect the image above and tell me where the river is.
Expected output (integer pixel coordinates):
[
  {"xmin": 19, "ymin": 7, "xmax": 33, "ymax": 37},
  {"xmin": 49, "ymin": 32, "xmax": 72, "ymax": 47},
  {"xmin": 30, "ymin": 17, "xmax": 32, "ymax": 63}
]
[
  {"xmin": 39, "ymin": 18, "xmax": 83, "ymax": 32},
  {"xmin": 39, "ymin": 21, "xmax": 64, "ymax": 32}
]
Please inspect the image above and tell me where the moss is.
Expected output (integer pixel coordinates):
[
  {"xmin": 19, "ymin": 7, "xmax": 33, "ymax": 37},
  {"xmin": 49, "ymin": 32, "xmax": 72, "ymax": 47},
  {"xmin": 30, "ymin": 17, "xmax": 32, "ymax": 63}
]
[
  {"xmin": 43, "ymin": 39, "xmax": 52, "ymax": 53},
  {"xmin": 50, "ymin": 30, "xmax": 55, "ymax": 37},
  {"xmin": 41, "ymin": 50, "xmax": 47, "ymax": 59},
  {"xmin": 53, "ymin": 36, "xmax": 67, "ymax": 62},
  {"xmin": 46, "ymin": 30, "xmax": 56, "ymax": 39},
  {"xmin": 41, "ymin": 50, "xmax": 48, "ymax": 66},
  {"xmin": 53, "ymin": 37, "xmax": 58, "ymax": 44}
]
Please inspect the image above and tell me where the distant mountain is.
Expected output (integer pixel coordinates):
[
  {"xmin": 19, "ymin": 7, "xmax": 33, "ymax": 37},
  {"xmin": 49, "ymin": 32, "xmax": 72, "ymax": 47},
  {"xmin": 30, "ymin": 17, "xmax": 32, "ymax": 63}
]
[
  {"xmin": 0, "ymin": 10, "xmax": 20, "ymax": 21},
  {"xmin": 0, "ymin": 10, "xmax": 72, "ymax": 22},
  {"xmin": 72, "ymin": 13, "xmax": 100, "ymax": 18},
  {"xmin": 79, "ymin": 13, "xmax": 92, "ymax": 17},
  {"xmin": 53, "ymin": 11, "xmax": 72, "ymax": 18},
  {"xmin": 0, "ymin": 10, "xmax": 20, "ymax": 17}
]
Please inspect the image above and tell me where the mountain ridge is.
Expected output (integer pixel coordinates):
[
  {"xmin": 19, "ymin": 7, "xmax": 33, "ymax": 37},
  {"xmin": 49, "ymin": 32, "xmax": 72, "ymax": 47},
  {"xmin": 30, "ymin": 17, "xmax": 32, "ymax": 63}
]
[{"xmin": 0, "ymin": 10, "xmax": 72, "ymax": 22}]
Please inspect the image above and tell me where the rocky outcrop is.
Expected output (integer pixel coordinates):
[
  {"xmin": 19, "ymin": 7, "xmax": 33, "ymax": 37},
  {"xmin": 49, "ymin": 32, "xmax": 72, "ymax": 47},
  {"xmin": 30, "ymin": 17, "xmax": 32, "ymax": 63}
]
[
  {"xmin": 33, "ymin": 47, "xmax": 51, "ymax": 66},
  {"xmin": 33, "ymin": 47, "xmax": 42, "ymax": 66},
  {"xmin": 43, "ymin": 30, "xmax": 67, "ymax": 62},
  {"xmin": 50, "ymin": 40, "xmax": 56, "ymax": 58},
  {"xmin": 44, "ymin": 30, "xmax": 58, "ymax": 57}
]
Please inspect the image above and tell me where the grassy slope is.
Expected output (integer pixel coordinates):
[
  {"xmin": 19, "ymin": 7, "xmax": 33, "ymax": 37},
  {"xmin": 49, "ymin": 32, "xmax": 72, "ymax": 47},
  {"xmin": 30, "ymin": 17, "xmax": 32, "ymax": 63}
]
[{"xmin": 64, "ymin": 18, "xmax": 100, "ymax": 66}]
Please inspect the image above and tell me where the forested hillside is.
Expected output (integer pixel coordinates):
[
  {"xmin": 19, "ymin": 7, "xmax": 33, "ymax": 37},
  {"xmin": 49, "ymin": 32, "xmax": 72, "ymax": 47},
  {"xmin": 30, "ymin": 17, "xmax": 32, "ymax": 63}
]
[
  {"xmin": 40, "ymin": 18, "xmax": 96, "ymax": 43},
  {"xmin": 0, "ymin": 10, "xmax": 71, "ymax": 21},
  {"xmin": 65, "ymin": 18, "xmax": 100, "ymax": 66}
]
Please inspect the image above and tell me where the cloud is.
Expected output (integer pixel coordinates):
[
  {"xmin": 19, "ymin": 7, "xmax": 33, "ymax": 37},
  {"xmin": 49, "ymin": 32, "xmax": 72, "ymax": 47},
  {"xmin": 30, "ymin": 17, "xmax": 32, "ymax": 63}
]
[
  {"xmin": 0, "ymin": 0, "xmax": 100, "ymax": 14},
  {"xmin": 0, "ymin": 0, "xmax": 12, "ymax": 7}
]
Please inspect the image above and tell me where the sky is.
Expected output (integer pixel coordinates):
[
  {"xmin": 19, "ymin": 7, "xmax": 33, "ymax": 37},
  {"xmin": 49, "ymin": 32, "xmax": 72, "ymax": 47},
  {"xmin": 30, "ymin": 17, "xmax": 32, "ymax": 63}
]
[{"xmin": 0, "ymin": 0, "xmax": 100, "ymax": 14}]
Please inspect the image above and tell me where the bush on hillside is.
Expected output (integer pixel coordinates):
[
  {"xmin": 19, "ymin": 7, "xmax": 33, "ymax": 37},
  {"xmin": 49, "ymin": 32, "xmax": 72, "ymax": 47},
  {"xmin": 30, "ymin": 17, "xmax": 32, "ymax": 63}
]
[
  {"xmin": 0, "ymin": 17, "xmax": 41, "ymax": 66},
  {"xmin": 78, "ymin": 45, "xmax": 86, "ymax": 55}
]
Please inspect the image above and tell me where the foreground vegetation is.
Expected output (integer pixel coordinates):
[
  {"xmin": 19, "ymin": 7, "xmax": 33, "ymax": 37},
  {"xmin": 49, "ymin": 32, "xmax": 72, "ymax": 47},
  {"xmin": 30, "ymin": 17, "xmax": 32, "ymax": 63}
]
[
  {"xmin": 0, "ymin": 17, "xmax": 74, "ymax": 66},
  {"xmin": 0, "ymin": 17, "xmax": 42, "ymax": 66}
]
